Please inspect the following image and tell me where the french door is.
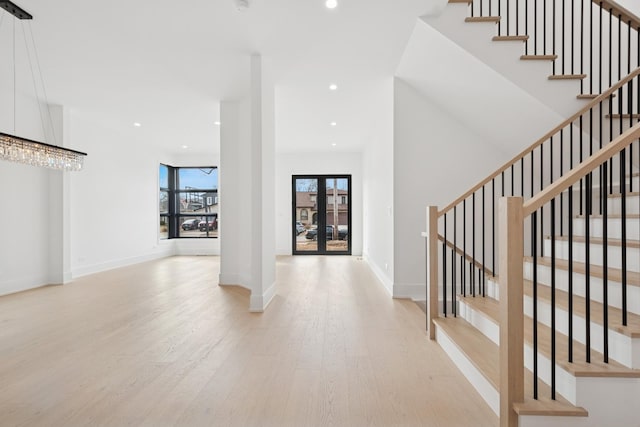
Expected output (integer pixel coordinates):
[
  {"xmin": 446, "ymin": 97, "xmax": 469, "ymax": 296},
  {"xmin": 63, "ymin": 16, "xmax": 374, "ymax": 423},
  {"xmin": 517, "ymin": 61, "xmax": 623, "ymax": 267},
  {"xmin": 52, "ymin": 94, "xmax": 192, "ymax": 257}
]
[{"xmin": 292, "ymin": 175, "xmax": 351, "ymax": 255}]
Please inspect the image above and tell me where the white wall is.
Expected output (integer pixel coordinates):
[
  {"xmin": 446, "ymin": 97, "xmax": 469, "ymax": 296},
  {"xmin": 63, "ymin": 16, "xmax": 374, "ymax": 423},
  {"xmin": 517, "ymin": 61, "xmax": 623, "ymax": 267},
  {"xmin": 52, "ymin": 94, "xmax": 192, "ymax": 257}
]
[
  {"xmin": 362, "ymin": 79, "xmax": 395, "ymax": 294},
  {"xmin": 275, "ymin": 152, "xmax": 363, "ymax": 256},
  {"xmin": 0, "ymin": 161, "xmax": 51, "ymax": 295},
  {"xmin": 392, "ymin": 77, "xmax": 511, "ymax": 299}
]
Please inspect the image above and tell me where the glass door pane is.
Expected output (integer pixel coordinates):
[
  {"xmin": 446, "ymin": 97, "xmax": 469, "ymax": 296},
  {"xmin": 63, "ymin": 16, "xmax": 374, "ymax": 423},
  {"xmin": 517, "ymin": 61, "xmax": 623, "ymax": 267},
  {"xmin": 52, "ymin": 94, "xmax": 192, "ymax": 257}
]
[
  {"xmin": 325, "ymin": 178, "xmax": 349, "ymax": 252},
  {"xmin": 294, "ymin": 178, "xmax": 318, "ymax": 252}
]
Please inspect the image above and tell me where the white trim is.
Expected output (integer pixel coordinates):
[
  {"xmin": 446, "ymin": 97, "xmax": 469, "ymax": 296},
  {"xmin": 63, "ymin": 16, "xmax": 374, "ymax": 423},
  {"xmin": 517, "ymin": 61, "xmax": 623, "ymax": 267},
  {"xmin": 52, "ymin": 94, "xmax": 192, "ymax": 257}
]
[
  {"xmin": 393, "ymin": 282, "xmax": 425, "ymax": 300},
  {"xmin": 250, "ymin": 281, "xmax": 277, "ymax": 312},
  {"xmin": 71, "ymin": 249, "xmax": 173, "ymax": 278},
  {"xmin": 435, "ymin": 323, "xmax": 499, "ymax": 415},
  {"xmin": 218, "ymin": 273, "xmax": 248, "ymax": 286},
  {"xmin": 362, "ymin": 252, "xmax": 393, "ymax": 296},
  {"xmin": 0, "ymin": 273, "xmax": 53, "ymax": 297}
]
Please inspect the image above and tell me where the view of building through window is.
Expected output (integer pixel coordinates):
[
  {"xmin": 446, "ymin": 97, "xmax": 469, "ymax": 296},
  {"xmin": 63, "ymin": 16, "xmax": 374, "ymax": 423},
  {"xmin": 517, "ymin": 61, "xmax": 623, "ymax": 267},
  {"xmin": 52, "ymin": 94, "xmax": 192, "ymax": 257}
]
[{"xmin": 159, "ymin": 165, "xmax": 218, "ymax": 239}]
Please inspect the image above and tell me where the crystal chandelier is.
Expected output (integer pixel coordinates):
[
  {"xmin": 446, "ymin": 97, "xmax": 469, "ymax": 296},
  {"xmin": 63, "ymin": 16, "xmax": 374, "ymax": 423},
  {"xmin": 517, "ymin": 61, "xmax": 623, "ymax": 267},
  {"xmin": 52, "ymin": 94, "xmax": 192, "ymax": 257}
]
[
  {"xmin": 0, "ymin": 1, "xmax": 87, "ymax": 172},
  {"xmin": 0, "ymin": 132, "xmax": 85, "ymax": 171}
]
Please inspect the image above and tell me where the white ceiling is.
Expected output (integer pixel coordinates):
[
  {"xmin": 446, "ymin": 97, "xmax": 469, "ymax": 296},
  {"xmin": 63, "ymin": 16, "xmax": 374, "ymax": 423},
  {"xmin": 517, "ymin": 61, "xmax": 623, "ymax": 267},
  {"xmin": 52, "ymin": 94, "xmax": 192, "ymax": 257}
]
[{"xmin": 1, "ymin": 0, "xmax": 431, "ymax": 155}]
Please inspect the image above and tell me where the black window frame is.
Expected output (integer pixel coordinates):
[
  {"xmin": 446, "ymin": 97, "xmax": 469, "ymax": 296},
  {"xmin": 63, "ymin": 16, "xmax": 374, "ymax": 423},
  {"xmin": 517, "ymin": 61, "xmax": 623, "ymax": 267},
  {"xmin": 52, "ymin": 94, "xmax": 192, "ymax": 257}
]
[{"xmin": 160, "ymin": 164, "xmax": 219, "ymax": 239}]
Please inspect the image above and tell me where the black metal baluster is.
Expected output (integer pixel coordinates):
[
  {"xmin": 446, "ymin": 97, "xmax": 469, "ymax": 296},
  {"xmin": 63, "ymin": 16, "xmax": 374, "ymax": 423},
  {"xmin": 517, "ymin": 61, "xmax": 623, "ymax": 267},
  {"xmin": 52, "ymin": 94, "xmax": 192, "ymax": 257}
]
[
  {"xmin": 602, "ymin": 160, "xmax": 609, "ymax": 363},
  {"xmin": 569, "ymin": 123, "xmax": 574, "ymax": 363},
  {"xmin": 482, "ymin": 186, "xmax": 486, "ymax": 297},
  {"xmin": 444, "ymin": 213, "xmax": 448, "ymax": 317},
  {"xmin": 526, "ymin": 0, "xmax": 529, "ymax": 52},
  {"xmin": 568, "ymin": 183, "xmax": 574, "ymax": 363},
  {"xmin": 534, "ymin": 0, "xmax": 538, "ymax": 54},
  {"xmin": 464, "ymin": 199, "xmax": 467, "ymax": 297},
  {"xmin": 561, "ymin": 0, "xmax": 565, "ymax": 75},
  {"xmin": 511, "ymin": 164, "xmax": 515, "ymax": 196},
  {"xmin": 540, "ymin": 144, "xmax": 545, "ymax": 257},
  {"xmin": 543, "ymin": 0, "xmax": 547, "ymax": 54},
  {"xmin": 621, "ymin": 148, "xmax": 628, "ymax": 326},
  {"xmin": 585, "ymin": 172, "xmax": 592, "ymax": 363},
  {"xmin": 551, "ymin": 0, "xmax": 556, "ymax": 74},
  {"xmin": 492, "ymin": 179, "xmax": 496, "ymax": 275},
  {"xmin": 521, "ymin": 158, "xmax": 524, "ymax": 197},
  {"xmin": 551, "ymin": 197, "xmax": 557, "ymax": 399},
  {"xmin": 454, "ymin": 205, "xmax": 457, "ymax": 317},
  {"xmin": 532, "ymin": 210, "xmax": 539, "ymax": 399},
  {"xmin": 473, "ymin": 193, "xmax": 477, "ymax": 297},
  {"xmin": 560, "ymin": 130, "xmax": 564, "ymax": 236}
]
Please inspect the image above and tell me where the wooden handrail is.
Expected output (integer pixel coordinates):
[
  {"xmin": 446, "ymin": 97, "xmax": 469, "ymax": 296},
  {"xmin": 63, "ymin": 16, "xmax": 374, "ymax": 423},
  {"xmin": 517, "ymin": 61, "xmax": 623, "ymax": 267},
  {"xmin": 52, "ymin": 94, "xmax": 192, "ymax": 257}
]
[
  {"xmin": 523, "ymin": 122, "xmax": 640, "ymax": 216},
  {"xmin": 593, "ymin": 0, "xmax": 640, "ymax": 30},
  {"xmin": 438, "ymin": 66, "xmax": 640, "ymax": 217}
]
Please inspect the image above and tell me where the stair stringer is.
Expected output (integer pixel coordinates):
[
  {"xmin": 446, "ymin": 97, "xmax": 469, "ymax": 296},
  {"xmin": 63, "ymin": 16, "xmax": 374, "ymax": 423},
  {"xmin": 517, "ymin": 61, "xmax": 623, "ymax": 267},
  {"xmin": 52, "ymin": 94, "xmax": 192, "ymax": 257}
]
[{"xmin": 421, "ymin": 2, "xmax": 587, "ymax": 118}]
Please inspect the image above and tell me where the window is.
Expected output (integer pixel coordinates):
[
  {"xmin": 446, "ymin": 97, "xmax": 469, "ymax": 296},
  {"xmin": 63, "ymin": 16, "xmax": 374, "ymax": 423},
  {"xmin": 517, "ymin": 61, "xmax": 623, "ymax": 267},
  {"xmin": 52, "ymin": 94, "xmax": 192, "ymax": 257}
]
[
  {"xmin": 159, "ymin": 164, "xmax": 218, "ymax": 239},
  {"xmin": 300, "ymin": 209, "xmax": 308, "ymax": 220}
]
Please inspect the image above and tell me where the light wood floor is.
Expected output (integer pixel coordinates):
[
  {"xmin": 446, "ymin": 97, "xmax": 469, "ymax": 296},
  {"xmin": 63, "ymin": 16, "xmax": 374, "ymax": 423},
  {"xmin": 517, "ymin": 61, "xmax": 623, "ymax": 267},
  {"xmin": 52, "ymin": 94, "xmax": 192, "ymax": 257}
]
[{"xmin": 0, "ymin": 256, "xmax": 498, "ymax": 427}]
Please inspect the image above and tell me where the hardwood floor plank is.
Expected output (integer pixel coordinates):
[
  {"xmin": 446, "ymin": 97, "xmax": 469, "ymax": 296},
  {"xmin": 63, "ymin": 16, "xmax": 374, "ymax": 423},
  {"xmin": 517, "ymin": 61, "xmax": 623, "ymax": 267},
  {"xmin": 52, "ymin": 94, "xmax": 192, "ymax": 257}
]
[{"xmin": 0, "ymin": 255, "xmax": 498, "ymax": 427}]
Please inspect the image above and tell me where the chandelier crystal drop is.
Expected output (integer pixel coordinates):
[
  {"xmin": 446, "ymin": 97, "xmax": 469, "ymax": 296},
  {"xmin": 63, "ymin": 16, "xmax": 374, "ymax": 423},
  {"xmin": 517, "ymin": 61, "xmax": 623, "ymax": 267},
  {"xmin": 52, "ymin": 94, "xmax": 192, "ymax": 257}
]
[{"xmin": 0, "ymin": 133, "xmax": 85, "ymax": 171}]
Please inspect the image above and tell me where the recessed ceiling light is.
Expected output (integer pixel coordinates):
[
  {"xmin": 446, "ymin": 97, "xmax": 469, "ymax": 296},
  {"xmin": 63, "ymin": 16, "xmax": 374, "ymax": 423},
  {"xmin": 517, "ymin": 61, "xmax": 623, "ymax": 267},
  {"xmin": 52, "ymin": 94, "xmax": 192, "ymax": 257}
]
[
  {"xmin": 182, "ymin": 145, "xmax": 189, "ymax": 149},
  {"xmin": 329, "ymin": 84, "xmax": 338, "ymax": 91},
  {"xmin": 133, "ymin": 122, "xmax": 141, "ymax": 127},
  {"xmin": 331, "ymin": 143, "xmax": 337, "ymax": 146},
  {"xmin": 214, "ymin": 121, "xmax": 221, "ymax": 126},
  {"xmin": 330, "ymin": 122, "xmax": 337, "ymax": 126},
  {"xmin": 325, "ymin": 0, "xmax": 338, "ymax": 9}
]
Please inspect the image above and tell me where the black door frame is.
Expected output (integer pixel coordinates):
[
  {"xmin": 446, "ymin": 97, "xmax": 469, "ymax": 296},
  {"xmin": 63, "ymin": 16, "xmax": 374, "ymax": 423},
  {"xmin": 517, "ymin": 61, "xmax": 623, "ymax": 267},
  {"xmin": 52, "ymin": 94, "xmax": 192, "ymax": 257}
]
[{"xmin": 292, "ymin": 174, "xmax": 352, "ymax": 255}]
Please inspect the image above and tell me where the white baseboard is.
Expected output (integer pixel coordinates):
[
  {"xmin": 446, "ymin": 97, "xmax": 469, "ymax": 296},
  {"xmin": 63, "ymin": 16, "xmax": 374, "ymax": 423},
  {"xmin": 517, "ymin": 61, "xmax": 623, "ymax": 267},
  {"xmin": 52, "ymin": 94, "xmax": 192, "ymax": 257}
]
[
  {"xmin": 71, "ymin": 248, "xmax": 173, "ymax": 278},
  {"xmin": 393, "ymin": 282, "xmax": 425, "ymax": 300},
  {"xmin": 362, "ymin": 252, "xmax": 393, "ymax": 296},
  {"xmin": 0, "ymin": 273, "xmax": 53, "ymax": 297},
  {"xmin": 250, "ymin": 281, "xmax": 277, "ymax": 313}
]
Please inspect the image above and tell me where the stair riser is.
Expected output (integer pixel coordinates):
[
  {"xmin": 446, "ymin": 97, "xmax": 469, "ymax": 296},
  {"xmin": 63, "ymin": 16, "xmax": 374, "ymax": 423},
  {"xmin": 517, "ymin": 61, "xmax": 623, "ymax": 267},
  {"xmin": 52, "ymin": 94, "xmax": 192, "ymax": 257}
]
[
  {"xmin": 543, "ymin": 239, "xmax": 640, "ymax": 272},
  {"xmin": 523, "ymin": 263, "xmax": 640, "ymax": 315},
  {"xmin": 523, "ymin": 295, "xmax": 640, "ymax": 369},
  {"xmin": 519, "ymin": 377, "xmax": 640, "ymax": 427},
  {"xmin": 607, "ymin": 195, "xmax": 640, "ymax": 215},
  {"xmin": 573, "ymin": 216, "xmax": 640, "ymax": 240},
  {"xmin": 460, "ymin": 300, "xmax": 592, "ymax": 406},
  {"xmin": 434, "ymin": 323, "xmax": 500, "ymax": 416}
]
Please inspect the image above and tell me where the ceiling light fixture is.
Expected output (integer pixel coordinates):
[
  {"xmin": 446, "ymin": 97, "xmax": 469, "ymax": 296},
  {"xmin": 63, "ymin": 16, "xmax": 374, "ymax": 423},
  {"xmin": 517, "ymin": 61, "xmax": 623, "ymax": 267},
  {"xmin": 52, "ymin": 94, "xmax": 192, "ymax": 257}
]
[
  {"xmin": 133, "ymin": 122, "xmax": 141, "ymax": 127},
  {"xmin": 214, "ymin": 121, "xmax": 221, "ymax": 126},
  {"xmin": 325, "ymin": 0, "xmax": 338, "ymax": 9},
  {"xmin": 182, "ymin": 145, "xmax": 189, "ymax": 149},
  {"xmin": 331, "ymin": 143, "xmax": 337, "ymax": 146},
  {"xmin": 330, "ymin": 122, "xmax": 337, "ymax": 126},
  {"xmin": 329, "ymin": 84, "xmax": 338, "ymax": 91},
  {"xmin": 0, "ymin": 1, "xmax": 86, "ymax": 172}
]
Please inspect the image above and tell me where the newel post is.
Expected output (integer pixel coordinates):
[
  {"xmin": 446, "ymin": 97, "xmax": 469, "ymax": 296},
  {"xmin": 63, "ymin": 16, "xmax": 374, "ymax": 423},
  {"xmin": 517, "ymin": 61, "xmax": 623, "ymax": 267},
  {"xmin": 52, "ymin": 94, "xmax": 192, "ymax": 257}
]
[
  {"xmin": 499, "ymin": 197, "xmax": 524, "ymax": 427},
  {"xmin": 425, "ymin": 206, "xmax": 439, "ymax": 340}
]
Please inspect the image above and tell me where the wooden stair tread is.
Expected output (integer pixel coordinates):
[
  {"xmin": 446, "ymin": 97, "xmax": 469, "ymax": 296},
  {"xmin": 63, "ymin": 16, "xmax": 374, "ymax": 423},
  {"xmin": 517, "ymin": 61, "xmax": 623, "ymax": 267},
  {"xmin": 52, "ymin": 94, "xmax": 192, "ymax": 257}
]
[
  {"xmin": 526, "ymin": 256, "xmax": 640, "ymax": 287},
  {"xmin": 435, "ymin": 316, "xmax": 588, "ymax": 416},
  {"xmin": 575, "ymin": 213, "xmax": 640, "ymax": 219},
  {"xmin": 606, "ymin": 114, "xmax": 640, "ymax": 119},
  {"xmin": 549, "ymin": 74, "xmax": 588, "ymax": 80},
  {"xmin": 465, "ymin": 16, "xmax": 500, "ymax": 23},
  {"xmin": 493, "ymin": 35, "xmax": 529, "ymax": 41},
  {"xmin": 514, "ymin": 396, "xmax": 588, "ymax": 417},
  {"xmin": 459, "ymin": 296, "xmax": 640, "ymax": 377},
  {"xmin": 609, "ymin": 191, "xmax": 640, "ymax": 198},
  {"xmin": 522, "ymin": 279, "xmax": 640, "ymax": 338},
  {"xmin": 434, "ymin": 317, "xmax": 499, "ymax": 389},
  {"xmin": 577, "ymin": 93, "xmax": 616, "ymax": 99},
  {"xmin": 551, "ymin": 235, "xmax": 640, "ymax": 249},
  {"xmin": 521, "ymin": 54, "xmax": 557, "ymax": 60}
]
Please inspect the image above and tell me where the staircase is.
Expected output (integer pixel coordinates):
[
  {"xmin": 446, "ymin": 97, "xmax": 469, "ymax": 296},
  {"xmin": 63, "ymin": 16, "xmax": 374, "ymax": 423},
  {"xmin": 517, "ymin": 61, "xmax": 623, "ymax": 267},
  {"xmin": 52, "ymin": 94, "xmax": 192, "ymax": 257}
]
[{"xmin": 422, "ymin": 1, "xmax": 640, "ymax": 426}]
